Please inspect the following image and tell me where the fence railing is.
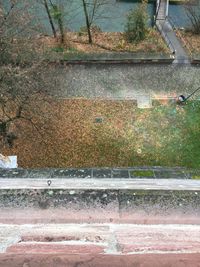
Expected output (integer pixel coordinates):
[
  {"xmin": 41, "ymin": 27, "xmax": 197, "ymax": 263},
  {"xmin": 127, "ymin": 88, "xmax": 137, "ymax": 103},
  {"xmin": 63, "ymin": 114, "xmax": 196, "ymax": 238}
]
[
  {"xmin": 168, "ymin": 16, "xmax": 194, "ymax": 57},
  {"xmin": 154, "ymin": 0, "xmax": 162, "ymax": 25},
  {"xmin": 156, "ymin": 19, "xmax": 176, "ymax": 54}
]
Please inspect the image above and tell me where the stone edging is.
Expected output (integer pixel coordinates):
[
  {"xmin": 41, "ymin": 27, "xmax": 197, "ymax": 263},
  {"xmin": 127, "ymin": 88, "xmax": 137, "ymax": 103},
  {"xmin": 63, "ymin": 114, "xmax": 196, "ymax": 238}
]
[{"xmin": 0, "ymin": 167, "xmax": 199, "ymax": 180}]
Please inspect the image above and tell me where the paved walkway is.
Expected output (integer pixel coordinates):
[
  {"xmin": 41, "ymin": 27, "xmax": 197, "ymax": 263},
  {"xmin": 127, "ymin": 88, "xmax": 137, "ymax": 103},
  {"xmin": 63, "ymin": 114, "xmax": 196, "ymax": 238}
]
[{"xmin": 156, "ymin": 19, "xmax": 190, "ymax": 64}]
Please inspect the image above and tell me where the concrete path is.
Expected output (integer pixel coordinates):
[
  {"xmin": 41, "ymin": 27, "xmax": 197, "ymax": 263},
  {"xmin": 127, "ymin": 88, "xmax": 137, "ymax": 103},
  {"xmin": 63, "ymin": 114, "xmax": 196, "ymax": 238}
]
[
  {"xmin": 155, "ymin": 0, "xmax": 190, "ymax": 64},
  {"xmin": 156, "ymin": 19, "xmax": 190, "ymax": 64}
]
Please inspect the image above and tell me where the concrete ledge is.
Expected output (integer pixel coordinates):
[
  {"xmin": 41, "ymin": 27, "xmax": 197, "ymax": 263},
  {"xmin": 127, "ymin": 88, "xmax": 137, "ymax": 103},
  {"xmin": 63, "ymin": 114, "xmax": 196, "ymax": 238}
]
[
  {"xmin": 58, "ymin": 58, "xmax": 174, "ymax": 65},
  {"xmin": 1, "ymin": 168, "xmax": 200, "ymax": 265},
  {"xmin": 191, "ymin": 59, "xmax": 200, "ymax": 65},
  {"xmin": 0, "ymin": 167, "xmax": 195, "ymax": 179},
  {"xmin": 47, "ymin": 52, "xmax": 174, "ymax": 65},
  {"xmin": 0, "ymin": 178, "xmax": 199, "ymax": 190},
  {"xmin": 0, "ymin": 184, "xmax": 199, "ymax": 224},
  {"xmin": 0, "ymin": 168, "xmax": 200, "ymax": 224}
]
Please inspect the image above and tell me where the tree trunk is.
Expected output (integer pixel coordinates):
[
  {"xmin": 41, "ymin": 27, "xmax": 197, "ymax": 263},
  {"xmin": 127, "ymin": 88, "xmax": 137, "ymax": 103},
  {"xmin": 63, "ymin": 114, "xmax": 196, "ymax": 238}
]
[
  {"xmin": 81, "ymin": 0, "xmax": 93, "ymax": 44},
  {"xmin": 43, "ymin": 0, "xmax": 57, "ymax": 38},
  {"xmin": 58, "ymin": 16, "xmax": 65, "ymax": 44}
]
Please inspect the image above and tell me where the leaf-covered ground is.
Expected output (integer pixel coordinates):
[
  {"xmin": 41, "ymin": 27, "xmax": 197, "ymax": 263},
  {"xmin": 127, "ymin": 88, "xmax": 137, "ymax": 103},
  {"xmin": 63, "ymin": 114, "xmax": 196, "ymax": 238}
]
[
  {"xmin": 3, "ymin": 99, "xmax": 200, "ymax": 168},
  {"xmin": 39, "ymin": 29, "xmax": 169, "ymax": 55},
  {"xmin": 178, "ymin": 31, "xmax": 200, "ymax": 55}
]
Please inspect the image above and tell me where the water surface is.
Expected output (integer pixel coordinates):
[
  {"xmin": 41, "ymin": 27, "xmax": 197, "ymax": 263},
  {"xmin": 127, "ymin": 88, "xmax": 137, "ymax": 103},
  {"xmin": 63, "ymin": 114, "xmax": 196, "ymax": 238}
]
[{"xmin": 26, "ymin": 0, "xmax": 191, "ymax": 33}]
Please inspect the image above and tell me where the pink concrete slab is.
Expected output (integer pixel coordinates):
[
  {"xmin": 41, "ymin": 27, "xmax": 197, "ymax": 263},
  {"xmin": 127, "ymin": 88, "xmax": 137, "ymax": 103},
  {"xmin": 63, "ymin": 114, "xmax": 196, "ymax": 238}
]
[
  {"xmin": 7, "ymin": 243, "xmax": 105, "ymax": 254},
  {"xmin": 1, "ymin": 254, "xmax": 200, "ymax": 267},
  {"xmin": 0, "ymin": 208, "xmax": 200, "ymax": 225}
]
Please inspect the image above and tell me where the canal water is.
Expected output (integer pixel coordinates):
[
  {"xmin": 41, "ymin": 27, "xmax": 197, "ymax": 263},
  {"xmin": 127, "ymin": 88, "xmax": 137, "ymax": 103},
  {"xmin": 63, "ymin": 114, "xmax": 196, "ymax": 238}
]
[{"xmin": 29, "ymin": 0, "xmax": 189, "ymax": 34}]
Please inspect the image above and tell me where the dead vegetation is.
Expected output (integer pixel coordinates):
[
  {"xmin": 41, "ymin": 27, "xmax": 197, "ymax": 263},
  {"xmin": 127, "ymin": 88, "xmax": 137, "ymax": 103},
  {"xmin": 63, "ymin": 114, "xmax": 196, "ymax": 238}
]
[
  {"xmin": 178, "ymin": 30, "xmax": 200, "ymax": 55},
  {"xmin": 37, "ymin": 29, "xmax": 169, "ymax": 54}
]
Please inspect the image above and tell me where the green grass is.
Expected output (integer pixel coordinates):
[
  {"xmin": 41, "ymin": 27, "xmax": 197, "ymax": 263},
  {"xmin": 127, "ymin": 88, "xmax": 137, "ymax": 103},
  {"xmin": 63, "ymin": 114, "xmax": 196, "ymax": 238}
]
[
  {"xmin": 84, "ymin": 100, "xmax": 198, "ymax": 169},
  {"xmin": 125, "ymin": 101, "xmax": 200, "ymax": 169},
  {"xmin": 87, "ymin": 100, "xmax": 200, "ymax": 168},
  {"xmin": 130, "ymin": 170, "xmax": 154, "ymax": 177},
  {"xmin": 51, "ymin": 47, "xmax": 64, "ymax": 53},
  {"xmin": 192, "ymin": 175, "xmax": 200, "ymax": 180}
]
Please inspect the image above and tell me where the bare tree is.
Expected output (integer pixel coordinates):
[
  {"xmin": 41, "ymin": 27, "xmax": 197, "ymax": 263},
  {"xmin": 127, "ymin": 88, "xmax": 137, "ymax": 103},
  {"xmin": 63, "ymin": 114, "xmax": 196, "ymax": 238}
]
[
  {"xmin": 81, "ymin": 0, "xmax": 110, "ymax": 44},
  {"xmin": 0, "ymin": 1, "xmax": 55, "ymax": 149},
  {"xmin": 43, "ymin": 0, "xmax": 57, "ymax": 38},
  {"xmin": 40, "ymin": 0, "xmax": 72, "ymax": 44},
  {"xmin": 49, "ymin": 0, "xmax": 65, "ymax": 43},
  {"xmin": 81, "ymin": 0, "xmax": 92, "ymax": 44},
  {"xmin": 0, "ymin": 71, "xmax": 49, "ymax": 148},
  {"xmin": 185, "ymin": 0, "xmax": 200, "ymax": 34}
]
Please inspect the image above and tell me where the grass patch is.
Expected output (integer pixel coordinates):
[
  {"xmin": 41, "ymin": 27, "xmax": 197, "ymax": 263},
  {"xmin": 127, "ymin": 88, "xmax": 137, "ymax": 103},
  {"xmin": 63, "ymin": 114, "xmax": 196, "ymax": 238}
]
[
  {"xmin": 51, "ymin": 47, "xmax": 64, "ymax": 53},
  {"xmin": 130, "ymin": 170, "xmax": 154, "ymax": 177},
  {"xmin": 2, "ymin": 99, "xmax": 200, "ymax": 168},
  {"xmin": 192, "ymin": 175, "xmax": 200, "ymax": 180}
]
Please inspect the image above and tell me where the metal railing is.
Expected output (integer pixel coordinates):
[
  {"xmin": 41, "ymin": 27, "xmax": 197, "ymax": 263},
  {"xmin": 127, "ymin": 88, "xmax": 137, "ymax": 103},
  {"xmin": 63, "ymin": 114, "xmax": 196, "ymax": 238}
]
[
  {"xmin": 154, "ymin": 0, "xmax": 176, "ymax": 54},
  {"xmin": 156, "ymin": 19, "xmax": 176, "ymax": 54},
  {"xmin": 185, "ymin": 86, "xmax": 200, "ymax": 101},
  {"xmin": 154, "ymin": 0, "xmax": 162, "ymax": 26}
]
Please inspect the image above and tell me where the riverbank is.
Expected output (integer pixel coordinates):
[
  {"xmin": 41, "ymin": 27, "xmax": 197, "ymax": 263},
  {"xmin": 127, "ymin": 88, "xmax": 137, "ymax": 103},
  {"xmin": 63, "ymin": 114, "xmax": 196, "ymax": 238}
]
[
  {"xmin": 178, "ymin": 31, "xmax": 200, "ymax": 58},
  {"xmin": 40, "ymin": 29, "xmax": 170, "ymax": 59}
]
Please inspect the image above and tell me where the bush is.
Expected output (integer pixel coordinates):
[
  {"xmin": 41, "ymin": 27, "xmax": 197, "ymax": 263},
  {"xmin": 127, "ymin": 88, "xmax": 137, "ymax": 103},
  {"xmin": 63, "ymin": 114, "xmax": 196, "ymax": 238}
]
[{"xmin": 125, "ymin": 1, "xmax": 148, "ymax": 43}]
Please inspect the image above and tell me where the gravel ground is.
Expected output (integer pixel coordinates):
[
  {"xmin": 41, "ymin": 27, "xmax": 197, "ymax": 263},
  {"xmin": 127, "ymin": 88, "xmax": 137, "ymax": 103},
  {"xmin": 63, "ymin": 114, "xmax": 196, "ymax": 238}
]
[{"xmin": 48, "ymin": 63, "xmax": 200, "ymax": 99}]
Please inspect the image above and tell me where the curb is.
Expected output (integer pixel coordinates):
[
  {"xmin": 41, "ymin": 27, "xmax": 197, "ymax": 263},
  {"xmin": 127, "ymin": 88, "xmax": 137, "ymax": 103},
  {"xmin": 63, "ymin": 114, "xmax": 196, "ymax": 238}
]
[{"xmin": 58, "ymin": 58, "xmax": 174, "ymax": 65}]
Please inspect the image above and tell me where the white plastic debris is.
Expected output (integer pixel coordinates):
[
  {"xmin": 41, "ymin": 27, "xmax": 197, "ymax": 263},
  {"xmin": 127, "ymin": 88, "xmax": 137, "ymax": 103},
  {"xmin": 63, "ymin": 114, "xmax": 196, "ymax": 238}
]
[{"xmin": 0, "ymin": 154, "xmax": 18, "ymax": 168}]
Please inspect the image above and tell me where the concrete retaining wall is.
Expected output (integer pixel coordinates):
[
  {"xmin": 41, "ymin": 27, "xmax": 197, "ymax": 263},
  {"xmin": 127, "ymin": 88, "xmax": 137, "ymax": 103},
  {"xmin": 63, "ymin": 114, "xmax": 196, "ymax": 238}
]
[{"xmin": 0, "ymin": 168, "xmax": 200, "ymax": 266}]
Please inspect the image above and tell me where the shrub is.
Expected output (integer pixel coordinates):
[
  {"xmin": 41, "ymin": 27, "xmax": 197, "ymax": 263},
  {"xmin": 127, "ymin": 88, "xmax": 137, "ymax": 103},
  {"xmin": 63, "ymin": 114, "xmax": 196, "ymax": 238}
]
[{"xmin": 125, "ymin": 0, "xmax": 148, "ymax": 43}]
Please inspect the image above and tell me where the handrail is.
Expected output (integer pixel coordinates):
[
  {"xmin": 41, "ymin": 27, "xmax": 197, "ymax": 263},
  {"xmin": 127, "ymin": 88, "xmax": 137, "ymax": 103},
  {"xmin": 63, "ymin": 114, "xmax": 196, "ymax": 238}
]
[
  {"xmin": 185, "ymin": 86, "xmax": 200, "ymax": 101},
  {"xmin": 154, "ymin": 0, "xmax": 176, "ymax": 53},
  {"xmin": 154, "ymin": 0, "xmax": 162, "ymax": 26},
  {"xmin": 167, "ymin": 16, "xmax": 176, "ymax": 30},
  {"xmin": 156, "ymin": 19, "xmax": 176, "ymax": 54}
]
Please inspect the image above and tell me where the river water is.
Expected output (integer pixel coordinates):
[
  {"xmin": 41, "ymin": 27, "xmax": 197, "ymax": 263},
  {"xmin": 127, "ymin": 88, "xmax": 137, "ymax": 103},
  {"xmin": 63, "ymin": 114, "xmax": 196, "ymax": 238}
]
[{"xmin": 29, "ymin": 0, "xmax": 189, "ymax": 33}]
